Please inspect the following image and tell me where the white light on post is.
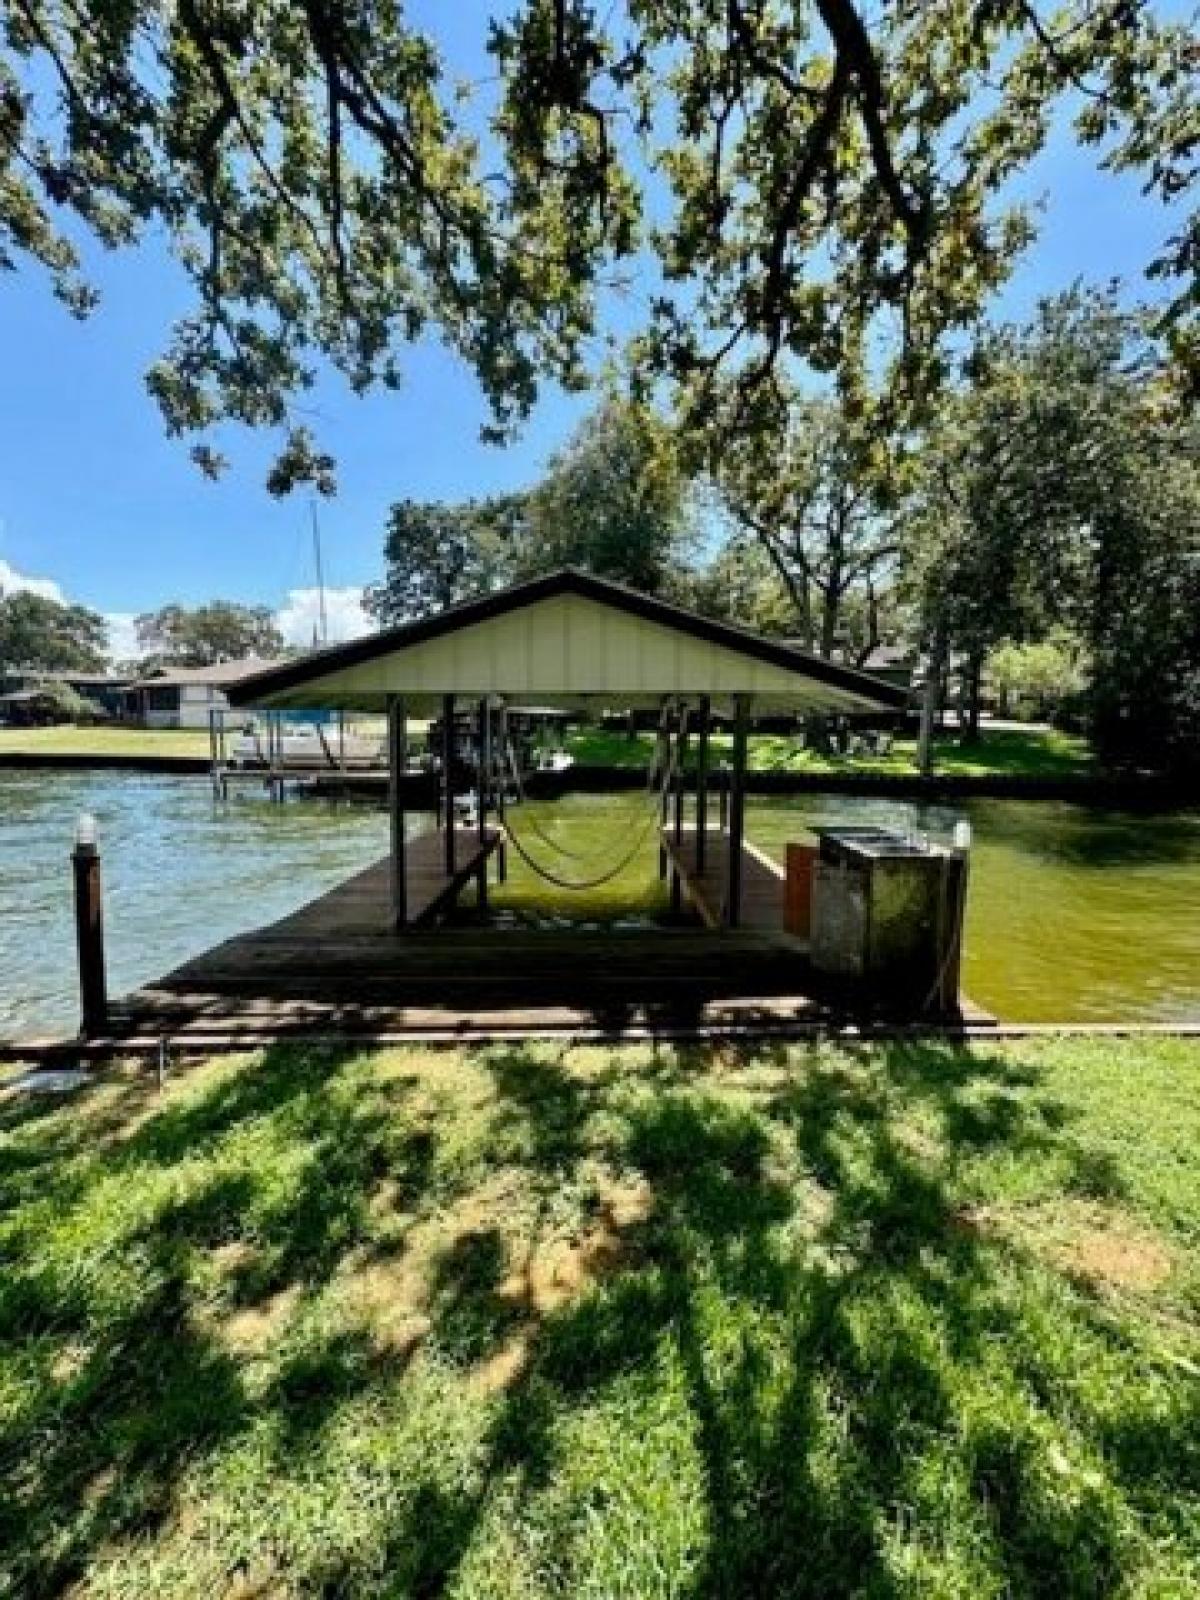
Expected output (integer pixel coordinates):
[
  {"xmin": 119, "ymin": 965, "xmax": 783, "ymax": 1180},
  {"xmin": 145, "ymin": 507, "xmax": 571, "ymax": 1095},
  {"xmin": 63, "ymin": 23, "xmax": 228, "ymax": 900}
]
[{"xmin": 75, "ymin": 812, "xmax": 98, "ymax": 852}]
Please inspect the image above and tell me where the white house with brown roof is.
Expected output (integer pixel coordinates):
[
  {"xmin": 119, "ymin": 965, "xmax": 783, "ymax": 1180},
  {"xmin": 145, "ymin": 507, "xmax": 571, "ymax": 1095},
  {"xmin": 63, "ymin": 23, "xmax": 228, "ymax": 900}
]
[{"xmin": 125, "ymin": 659, "xmax": 268, "ymax": 728}]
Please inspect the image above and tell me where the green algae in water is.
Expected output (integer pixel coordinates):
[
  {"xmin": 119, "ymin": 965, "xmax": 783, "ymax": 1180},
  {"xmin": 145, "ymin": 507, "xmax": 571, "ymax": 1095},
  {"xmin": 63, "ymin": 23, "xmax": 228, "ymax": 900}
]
[{"xmin": 488, "ymin": 792, "xmax": 1200, "ymax": 1024}]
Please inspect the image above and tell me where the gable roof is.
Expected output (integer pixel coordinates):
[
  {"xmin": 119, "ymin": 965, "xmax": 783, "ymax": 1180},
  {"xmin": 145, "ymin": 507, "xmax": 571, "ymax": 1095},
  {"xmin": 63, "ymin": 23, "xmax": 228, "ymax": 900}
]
[
  {"xmin": 128, "ymin": 658, "xmax": 272, "ymax": 691},
  {"xmin": 228, "ymin": 568, "xmax": 908, "ymax": 714}
]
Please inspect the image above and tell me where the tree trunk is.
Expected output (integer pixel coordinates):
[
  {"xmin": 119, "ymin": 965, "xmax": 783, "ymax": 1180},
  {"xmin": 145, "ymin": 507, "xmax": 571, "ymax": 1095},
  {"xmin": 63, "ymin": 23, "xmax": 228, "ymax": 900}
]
[
  {"xmin": 820, "ymin": 590, "xmax": 839, "ymax": 659},
  {"xmin": 963, "ymin": 651, "xmax": 984, "ymax": 743},
  {"xmin": 918, "ymin": 623, "xmax": 948, "ymax": 778}
]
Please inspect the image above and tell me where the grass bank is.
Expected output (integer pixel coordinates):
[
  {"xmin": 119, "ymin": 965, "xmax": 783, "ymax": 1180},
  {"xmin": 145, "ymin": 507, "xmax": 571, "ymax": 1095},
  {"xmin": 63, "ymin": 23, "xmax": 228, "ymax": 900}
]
[
  {"xmin": 2, "ymin": 1036, "xmax": 1197, "ymax": 1597},
  {"xmin": 567, "ymin": 725, "xmax": 1096, "ymax": 781},
  {"xmin": 0, "ymin": 725, "xmax": 210, "ymax": 758},
  {"xmin": 0, "ymin": 723, "xmax": 1097, "ymax": 782}
]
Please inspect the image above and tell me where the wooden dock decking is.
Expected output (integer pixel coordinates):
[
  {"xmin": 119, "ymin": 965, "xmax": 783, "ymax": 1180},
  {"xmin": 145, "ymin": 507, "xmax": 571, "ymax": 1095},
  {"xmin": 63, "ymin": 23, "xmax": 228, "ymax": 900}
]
[
  {"xmin": 263, "ymin": 826, "xmax": 500, "ymax": 937},
  {"xmin": 95, "ymin": 823, "xmax": 989, "ymax": 1048},
  {"xmin": 105, "ymin": 822, "xmax": 827, "ymax": 1041},
  {"xmin": 661, "ymin": 825, "xmax": 795, "ymax": 935}
]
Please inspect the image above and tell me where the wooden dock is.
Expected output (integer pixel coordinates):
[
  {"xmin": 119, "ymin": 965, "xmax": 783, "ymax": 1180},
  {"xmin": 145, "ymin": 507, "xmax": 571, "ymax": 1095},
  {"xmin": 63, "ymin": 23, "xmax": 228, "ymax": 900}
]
[
  {"xmin": 661, "ymin": 825, "xmax": 795, "ymax": 936},
  {"xmin": 101, "ymin": 822, "xmax": 829, "ymax": 1042},
  {"xmin": 81, "ymin": 823, "xmax": 993, "ymax": 1049},
  {"xmin": 256, "ymin": 826, "xmax": 501, "ymax": 939}
]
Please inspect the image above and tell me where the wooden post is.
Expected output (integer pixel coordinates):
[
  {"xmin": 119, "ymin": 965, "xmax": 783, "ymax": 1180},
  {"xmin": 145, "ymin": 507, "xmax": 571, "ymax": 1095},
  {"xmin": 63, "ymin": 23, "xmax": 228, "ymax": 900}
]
[
  {"xmin": 671, "ymin": 706, "xmax": 689, "ymax": 915},
  {"xmin": 208, "ymin": 708, "xmax": 221, "ymax": 801},
  {"xmin": 725, "ymin": 695, "xmax": 749, "ymax": 927},
  {"xmin": 442, "ymin": 694, "xmax": 456, "ymax": 876},
  {"xmin": 388, "ymin": 697, "xmax": 407, "ymax": 929},
  {"xmin": 496, "ymin": 703, "xmax": 509, "ymax": 882},
  {"xmin": 72, "ymin": 817, "xmax": 107, "ymax": 1038},
  {"xmin": 696, "ymin": 695, "xmax": 710, "ymax": 871},
  {"xmin": 476, "ymin": 696, "xmax": 489, "ymax": 912},
  {"xmin": 657, "ymin": 699, "xmax": 672, "ymax": 880}
]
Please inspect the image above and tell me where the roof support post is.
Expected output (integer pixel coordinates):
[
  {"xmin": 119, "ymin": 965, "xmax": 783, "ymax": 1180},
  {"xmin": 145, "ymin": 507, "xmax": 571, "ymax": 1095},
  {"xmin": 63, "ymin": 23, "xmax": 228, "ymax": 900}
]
[
  {"xmin": 476, "ymin": 696, "xmax": 489, "ymax": 913},
  {"xmin": 442, "ymin": 694, "xmax": 456, "ymax": 877},
  {"xmin": 496, "ymin": 702, "xmax": 508, "ymax": 883},
  {"xmin": 671, "ymin": 704, "xmax": 689, "ymax": 916},
  {"xmin": 696, "ymin": 695, "xmax": 710, "ymax": 872},
  {"xmin": 388, "ymin": 696, "xmax": 408, "ymax": 929},
  {"xmin": 724, "ymin": 694, "xmax": 749, "ymax": 928},
  {"xmin": 657, "ymin": 697, "xmax": 672, "ymax": 880}
]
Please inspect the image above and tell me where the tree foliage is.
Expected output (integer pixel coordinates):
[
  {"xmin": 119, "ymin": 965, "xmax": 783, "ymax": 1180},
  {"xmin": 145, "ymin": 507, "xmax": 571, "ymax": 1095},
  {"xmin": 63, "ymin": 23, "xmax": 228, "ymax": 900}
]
[
  {"xmin": 134, "ymin": 600, "xmax": 283, "ymax": 666},
  {"xmin": 521, "ymin": 398, "xmax": 692, "ymax": 594},
  {"xmin": 713, "ymin": 388, "xmax": 903, "ymax": 657},
  {"xmin": 1, "ymin": 2, "xmax": 1194, "ymax": 486},
  {"xmin": 989, "ymin": 635, "xmax": 1086, "ymax": 718},
  {"xmin": 366, "ymin": 495, "xmax": 529, "ymax": 625},
  {"xmin": 0, "ymin": 588, "xmax": 107, "ymax": 672},
  {"xmin": 688, "ymin": 533, "xmax": 798, "ymax": 639},
  {"xmin": 368, "ymin": 396, "xmax": 693, "ymax": 623},
  {"xmin": 904, "ymin": 288, "xmax": 1200, "ymax": 771}
]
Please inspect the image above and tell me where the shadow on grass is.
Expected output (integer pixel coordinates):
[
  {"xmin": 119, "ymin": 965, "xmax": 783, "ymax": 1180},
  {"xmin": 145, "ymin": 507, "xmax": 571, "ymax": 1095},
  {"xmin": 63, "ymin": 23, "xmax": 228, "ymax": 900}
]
[{"xmin": 0, "ymin": 1036, "xmax": 1194, "ymax": 1596}]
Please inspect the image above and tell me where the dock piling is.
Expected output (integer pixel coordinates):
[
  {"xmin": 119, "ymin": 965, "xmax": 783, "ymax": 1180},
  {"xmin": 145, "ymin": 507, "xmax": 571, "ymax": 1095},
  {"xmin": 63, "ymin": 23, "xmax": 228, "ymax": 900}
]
[{"xmin": 72, "ymin": 813, "xmax": 108, "ymax": 1039}]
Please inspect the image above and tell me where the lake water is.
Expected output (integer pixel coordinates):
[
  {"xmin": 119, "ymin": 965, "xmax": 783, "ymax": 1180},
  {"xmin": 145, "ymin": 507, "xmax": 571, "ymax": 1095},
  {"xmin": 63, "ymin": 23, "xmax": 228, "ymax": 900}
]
[{"xmin": 1, "ymin": 771, "xmax": 1197, "ymax": 1034}]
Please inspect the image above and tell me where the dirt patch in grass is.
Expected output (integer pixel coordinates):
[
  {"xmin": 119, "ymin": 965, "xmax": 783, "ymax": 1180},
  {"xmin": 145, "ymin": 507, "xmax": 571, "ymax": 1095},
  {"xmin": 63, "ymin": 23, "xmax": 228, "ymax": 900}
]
[
  {"xmin": 1055, "ymin": 1204, "xmax": 1174, "ymax": 1292},
  {"xmin": 961, "ymin": 1199, "xmax": 1174, "ymax": 1293},
  {"xmin": 220, "ymin": 1283, "xmax": 305, "ymax": 1356},
  {"xmin": 501, "ymin": 1178, "xmax": 655, "ymax": 1315}
]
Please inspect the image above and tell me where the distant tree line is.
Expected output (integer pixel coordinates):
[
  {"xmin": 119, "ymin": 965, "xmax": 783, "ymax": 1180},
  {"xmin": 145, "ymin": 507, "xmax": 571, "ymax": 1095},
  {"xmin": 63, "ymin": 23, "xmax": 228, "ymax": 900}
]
[
  {"xmin": 0, "ymin": 593, "xmax": 288, "ymax": 683},
  {"xmin": 133, "ymin": 603, "xmax": 283, "ymax": 670},
  {"xmin": 0, "ymin": 589, "xmax": 108, "ymax": 675}
]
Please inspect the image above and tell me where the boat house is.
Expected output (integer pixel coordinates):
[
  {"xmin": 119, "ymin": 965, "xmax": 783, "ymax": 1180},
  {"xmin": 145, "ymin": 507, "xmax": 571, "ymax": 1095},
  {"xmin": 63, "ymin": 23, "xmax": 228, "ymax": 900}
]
[{"xmin": 99, "ymin": 570, "xmax": 974, "ymax": 1043}]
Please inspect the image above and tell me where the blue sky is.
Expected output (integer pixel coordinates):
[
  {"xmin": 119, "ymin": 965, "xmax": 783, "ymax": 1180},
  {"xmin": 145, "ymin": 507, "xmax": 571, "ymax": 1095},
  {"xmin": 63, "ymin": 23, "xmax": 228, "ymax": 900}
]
[{"xmin": 0, "ymin": 9, "xmax": 1185, "ymax": 656}]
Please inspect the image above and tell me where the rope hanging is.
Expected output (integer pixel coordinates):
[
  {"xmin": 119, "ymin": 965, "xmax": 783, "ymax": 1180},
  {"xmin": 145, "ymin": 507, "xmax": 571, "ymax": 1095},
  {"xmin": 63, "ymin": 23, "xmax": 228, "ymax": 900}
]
[
  {"xmin": 502, "ymin": 803, "xmax": 667, "ymax": 891},
  {"xmin": 500, "ymin": 710, "xmax": 681, "ymax": 892},
  {"xmin": 502, "ymin": 734, "xmax": 663, "ymax": 864}
]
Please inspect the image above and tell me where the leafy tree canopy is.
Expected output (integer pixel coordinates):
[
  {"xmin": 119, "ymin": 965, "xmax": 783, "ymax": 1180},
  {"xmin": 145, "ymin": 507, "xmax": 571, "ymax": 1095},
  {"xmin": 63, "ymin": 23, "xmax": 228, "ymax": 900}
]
[
  {"xmin": 368, "ymin": 396, "xmax": 694, "ymax": 623},
  {"xmin": 0, "ymin": 588, "xmax": 108, "ymax": 672},
  {"xmin": 1, "ymin": 2, "xmax": 1194, "ymax": 488},
  {"xmin": 521, "ymin": 398, "xmax": 692, "ymax": 594},
  {"xmin": 366, "ymin": 495, "xmax": 530, "ymax": 625},
  {"xmin": 713, "ymin": 388, "xmax": 903, "ymax": 657},
  {"xmin": 134, "ymin": 600, "xmax": 283, "ymax": 666},
  {"xmin": 902, "ymin": 286, "xmax": 1200, "ymax": 770}
]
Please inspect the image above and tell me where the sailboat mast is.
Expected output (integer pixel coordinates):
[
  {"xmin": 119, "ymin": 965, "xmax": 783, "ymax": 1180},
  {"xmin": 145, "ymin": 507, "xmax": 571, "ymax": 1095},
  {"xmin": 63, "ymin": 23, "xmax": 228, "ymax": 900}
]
[{"xmin": 310, "ymin": 501, "xmax": 329, "ymax": 646}]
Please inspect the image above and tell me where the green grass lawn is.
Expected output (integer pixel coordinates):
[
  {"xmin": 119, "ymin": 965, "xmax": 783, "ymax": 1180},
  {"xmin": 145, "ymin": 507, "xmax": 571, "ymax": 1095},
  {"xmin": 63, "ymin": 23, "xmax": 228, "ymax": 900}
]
[
  {"xmin": 568, "ymin": 724, "xmax": 1096, "ymax": 779},
  {"xmin": 0, "ymin": 722, "xmax": 1097, "ymax": 780},
  {"xmin": 2, "ymin": 1036, "xmax": 1197, "ymax": 1597},
  {"xmin": 0, "ymin": 724, "xmax": 210, "ymax": 758}
]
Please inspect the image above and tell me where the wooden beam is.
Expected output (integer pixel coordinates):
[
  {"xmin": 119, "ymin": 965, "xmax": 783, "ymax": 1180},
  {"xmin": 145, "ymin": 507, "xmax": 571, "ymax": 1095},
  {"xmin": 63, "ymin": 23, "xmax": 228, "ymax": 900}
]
[
  {"xmin": 657, "ymin": 697, "xmax": 672, "ymax": 880},
  {"xmin": 388, "ymin": 696, "xmax": 408, "ymax": 928},
  {"xmin": 671, "ymin": 705, "xmax": 689, "ymax": 915},
  {"xmin": 496, "ymin": 702, "xmax": 508, "ymax": 883},
  {"xmin": 696, "ymin": 695, "xmax": 710, "ymax": 871},
  {"xmin": 476, "ymin": 697, "xmax": 489, "ymax": 911},
  {"xmin": 72, "ymin": 829, "xmax": 108, "ymax": 1038},
  {"xmin": 442, "ymin": 693, "xmax": 456, "ymax": 876},
  {"xmin": 725, "ymin": 694, "xmax": 749, "ymax": 927}
]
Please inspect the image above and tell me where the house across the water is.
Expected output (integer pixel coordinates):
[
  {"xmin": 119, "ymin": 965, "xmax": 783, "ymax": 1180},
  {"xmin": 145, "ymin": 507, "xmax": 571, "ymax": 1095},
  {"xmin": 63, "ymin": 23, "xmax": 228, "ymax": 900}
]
[
  {"xmin": 123, "ymin": 659, "xmax": 268, "ymax": 729},
  {"xmin": 0, "ymin": 669, "xmax": 133, "ymax": 724}
]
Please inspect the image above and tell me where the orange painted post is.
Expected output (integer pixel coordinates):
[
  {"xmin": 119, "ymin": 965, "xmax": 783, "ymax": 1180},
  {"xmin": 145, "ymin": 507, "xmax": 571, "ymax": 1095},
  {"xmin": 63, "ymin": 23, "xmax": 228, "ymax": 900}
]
[{"xmin": 784, "ymin": 842, "xmax": 818, "ymax": 937}]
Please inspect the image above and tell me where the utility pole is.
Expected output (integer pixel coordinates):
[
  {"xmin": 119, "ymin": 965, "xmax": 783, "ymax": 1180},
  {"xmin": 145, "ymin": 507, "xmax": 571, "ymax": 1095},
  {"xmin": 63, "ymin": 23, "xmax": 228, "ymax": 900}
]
[{"xmin": 310, "ymin": 501, "xmax": 329, "ymax": 646}]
